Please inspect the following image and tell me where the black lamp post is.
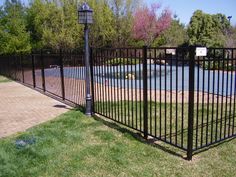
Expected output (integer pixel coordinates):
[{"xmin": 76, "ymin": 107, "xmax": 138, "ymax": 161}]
[{"xmin": 78, "ymin": 2, "xmax": 93, "ymax": 116}]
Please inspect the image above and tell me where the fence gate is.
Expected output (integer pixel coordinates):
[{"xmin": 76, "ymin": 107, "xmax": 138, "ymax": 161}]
[{"xmin": 91, "ymin": 48, "xmax": 145, "ymax": 133}]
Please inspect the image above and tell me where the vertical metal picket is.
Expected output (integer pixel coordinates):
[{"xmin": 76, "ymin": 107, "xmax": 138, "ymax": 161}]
[
  {"xmin": 40, "ymin": 49, "xmax": 46, "ymax": 92},
  {"xmin": 20, "ymin": 54, "xmax": 25, "ymax": 83},
  {"xmin": 31, "ymin": 53, "xmax": 36, "ymax": 88},
  {"xmin": 14, "ymin": 55, "xmax": 17, "ymax": 80},
  {"xmin": 187, "ymin": 47, "xmax": 195, "ymax": 160},
  {"xmin": 59, "ymin": 49, "xmax": 65, "ymax": 100},
  {"xmin": 143, "ymin": 46, "xmax": 148, "ymax": 139},
  {"xmin": 7, "ymin": 56, "xmax": 10, "ymax": 78}
]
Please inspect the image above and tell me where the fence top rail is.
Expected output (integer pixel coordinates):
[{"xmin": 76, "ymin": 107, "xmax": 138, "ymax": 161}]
[
  {"xmin": 92, "ymin": 47, "xmax": 236, "ymax": 51},
  {"xmin": 92, "ymin": 47, "xmax": 143, "ymax": 50},
  {"xmin": 32, "ymin": 48, "xmax": 84, "ymax": 54},
  {"xmin": 207, "ymin": 47, "xmax": 236, "ymax": 50},
  {"xmin": 1, "ymin": 47, "xmax": 236, "ymax": 57}
]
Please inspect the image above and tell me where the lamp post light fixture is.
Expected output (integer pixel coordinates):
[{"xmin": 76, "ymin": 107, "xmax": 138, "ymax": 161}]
[
  {"xmin": 228, "ymin": 16, "xmax": 232, "ymax": 24},
  {"xmin": 78, "ymin": 2, "xmax": 93, "ymax": 116}
]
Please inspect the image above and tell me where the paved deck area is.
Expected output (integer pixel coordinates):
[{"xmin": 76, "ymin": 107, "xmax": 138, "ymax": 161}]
[{"xmin": 0, "ymin": 82, "xmax": 71, "ymax": 138}]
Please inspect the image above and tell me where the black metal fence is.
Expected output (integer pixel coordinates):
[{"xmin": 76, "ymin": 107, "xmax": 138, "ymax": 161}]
[
  {"xmin": 0, "ymin": 47, "xmax": 235, "ymax": 160},
  {"xmin": 0, "ymin": 49, "xmax": 86, "ymax": 107}
]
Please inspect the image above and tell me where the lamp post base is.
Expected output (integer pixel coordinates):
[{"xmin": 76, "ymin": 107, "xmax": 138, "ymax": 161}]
[{"xmin": 85, "ymin": 94, "xmax": 92, "ymax": 116}]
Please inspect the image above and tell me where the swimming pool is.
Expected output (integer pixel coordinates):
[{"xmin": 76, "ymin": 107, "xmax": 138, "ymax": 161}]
[{"xmin": 41, "ymin": 64, "xmax": 236, "ymax": 96}]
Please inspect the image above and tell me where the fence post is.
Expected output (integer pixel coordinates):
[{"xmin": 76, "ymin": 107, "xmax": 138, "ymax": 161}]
[
  {"xmin": 90, "ymin": 48, "xmax": 95, "ymax": 114},
  {"xmin": 187, "ymin": 46, "xmax": 195, "ymax": 160},
  {"xmin": 59, "ymin": 49, "xmax": 65, "ymax": 100},
  {"xmin": 32, "ymin": 53, "xmax": 36, "ymax": 88},
  {"xmin": 41, "ymin": 49, "xmax": 46, "ymax": 92},
  {"xmin": 143, "ymin": 46, "xmax": 148, "ymax": 139}
]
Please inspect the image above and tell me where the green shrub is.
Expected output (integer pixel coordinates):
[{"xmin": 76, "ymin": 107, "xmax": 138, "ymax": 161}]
[
  {"xmin": 201, "ymin": 60, "xmax": 236, "ymax": 71},
  {"xmin": 106, "ymin": 58, "xmax": 141, "ymax": 66}
]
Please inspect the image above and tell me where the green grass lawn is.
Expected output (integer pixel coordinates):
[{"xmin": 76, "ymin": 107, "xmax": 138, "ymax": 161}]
[
  {"xmin": 95, "ymin": 101, "xmax": 236, "ymax": 150},
  {"xmin": 0, "ymin": 109, "xmax": 236, "ymax": 177},
  {"xmin": 0, "ymin": 75, "xmax": 11, "ymax": 83}
]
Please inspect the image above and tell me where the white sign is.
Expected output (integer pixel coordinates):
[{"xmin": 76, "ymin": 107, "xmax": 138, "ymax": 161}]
[
  {"xmin": 166, "ymin": 49, "xmax": 176, "ymax": 55},
  {"xmin": 196, "ymin": 47, "xmax": 207, "ymax": 57}
]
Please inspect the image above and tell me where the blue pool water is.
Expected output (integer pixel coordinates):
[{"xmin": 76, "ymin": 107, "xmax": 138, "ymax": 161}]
[{"xmin": 42, "ymin": 64, "xmax": 236, "ymax": 96}]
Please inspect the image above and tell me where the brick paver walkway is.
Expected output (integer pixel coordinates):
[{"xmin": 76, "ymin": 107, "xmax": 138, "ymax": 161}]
[{"xmin": 0, "ymin": 82, "xmax": 70, "ymax": 138}]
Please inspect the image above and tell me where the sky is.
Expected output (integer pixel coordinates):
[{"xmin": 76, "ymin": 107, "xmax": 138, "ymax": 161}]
[
  {"xmin": 0, "ymin": 0, "xmax": 236, "ymax": 26},
  {"xmin": 147, "ymin": 0, "xmax": 236, "ymax": 26}
]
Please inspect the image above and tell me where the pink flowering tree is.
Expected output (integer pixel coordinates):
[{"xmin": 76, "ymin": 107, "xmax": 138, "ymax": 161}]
[{"xmin": 132, "ymin": 3, "xmax": 172, "ymax": 46}]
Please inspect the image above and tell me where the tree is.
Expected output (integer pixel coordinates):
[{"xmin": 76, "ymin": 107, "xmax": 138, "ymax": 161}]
[
  {"xmin": 232, "ymin": 26, "xmax": 236, "ymax": 47},
  {"xmin": 0, "ymin": 0, "xmax": 31, "ymax": 54},
  {"xmin": 188, "ymin": 10, "xmax": 230, "ymax": 47},
  {"xmin": 107, "ymin": 0, "xmax": 140, "ymax": 47},
  {"xmin": 223, "ymin": 25, "xmax": 236, "ymax": 48},
  {"xmin": 27, "ymin": 0, "xmax": 118, "ymax": 49},
  {"xmin": 85, "ymin": 0, "xmax": 116, "ymax": 47},
  {"xmin": 161, "ymin": 18, "xmax": 188, "ymax": 47},
  {"xmin": 27, "ymin": 0, "xmax": 82, "ymax": 50},
  {"xmin": 132, "ymin": 3, "xmax": 171, "ymax": 46}
]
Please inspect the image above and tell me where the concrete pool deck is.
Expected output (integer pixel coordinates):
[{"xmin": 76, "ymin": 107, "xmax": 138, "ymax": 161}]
[
  {"xmin": 22, "ymin": 74, "xmax": 234, "ymax": 104},
  {"xmin": 0, "ymin": 81, "xmax": 71, "ymax": 138},
  {"xmin": 92, "ymin": 82, "xmax": 234, "ymax": 104},
  {"xmin": 35, "ymin": 65, "xmax": 236, "ymax": 96}
]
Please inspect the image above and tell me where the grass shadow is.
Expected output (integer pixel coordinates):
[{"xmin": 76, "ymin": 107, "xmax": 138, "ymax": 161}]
[
  {"xmin": 193, "ymin": 136, "xmax": 236, "ymax": 156},
  {"xmin": 92, "ymin": 114, "xmax": 186, "ymax": 159}
]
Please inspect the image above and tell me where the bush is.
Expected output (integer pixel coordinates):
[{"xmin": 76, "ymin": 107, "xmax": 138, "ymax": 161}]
[
  {"xmin": 202, "ymin": 60, "xmax": 236, "ymax": 71},
  {"xmin": 106, "ymin": 58, "xmax": 141, "ymax": 66}
]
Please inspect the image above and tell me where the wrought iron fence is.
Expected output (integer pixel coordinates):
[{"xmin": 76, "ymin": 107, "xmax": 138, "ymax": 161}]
[
  {"xmin": 0, "ymin": 49, "xmax": 86, "ymax": 107},
  {"xmin": 0, "ymin": 47, "xmax": 235, "ymax": 160}
]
